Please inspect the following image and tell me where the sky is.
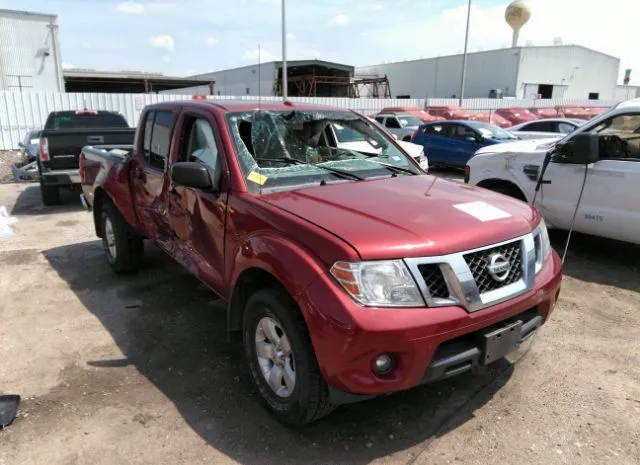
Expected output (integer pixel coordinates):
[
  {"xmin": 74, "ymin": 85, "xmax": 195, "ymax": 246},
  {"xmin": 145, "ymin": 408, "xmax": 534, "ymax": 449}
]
[{"xmin": 1, "ymin": 0, "xmax": 636, "ymax": 83}]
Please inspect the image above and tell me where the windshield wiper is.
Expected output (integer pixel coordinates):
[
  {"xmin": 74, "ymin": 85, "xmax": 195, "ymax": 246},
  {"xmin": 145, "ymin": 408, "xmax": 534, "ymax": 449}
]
[
  {"xmin": 366, "ymin": 160, "xmax": 417, "ymax": 176},
  {"xmin": 254, "ymin": 157, "xmax": 365, "ymax": 181}
]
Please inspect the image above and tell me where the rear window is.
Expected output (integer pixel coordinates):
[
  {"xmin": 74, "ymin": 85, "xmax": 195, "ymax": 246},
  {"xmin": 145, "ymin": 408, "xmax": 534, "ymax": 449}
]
[{"xmin": 45, "ymin": 112, "xmax": 129, "ymax": 130}]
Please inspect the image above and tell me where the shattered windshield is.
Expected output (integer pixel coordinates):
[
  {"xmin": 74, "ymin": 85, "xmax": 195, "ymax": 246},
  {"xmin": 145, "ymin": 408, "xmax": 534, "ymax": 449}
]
[{"xmin": 226, "ymin": 109, "xmax": 420, "ymax": 193}]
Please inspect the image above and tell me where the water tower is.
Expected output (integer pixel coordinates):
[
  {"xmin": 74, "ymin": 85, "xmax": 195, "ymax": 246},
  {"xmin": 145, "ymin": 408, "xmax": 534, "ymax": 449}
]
[{"xmin": 505, "ymin": 0, "xmax": 531, "ymax": 47}]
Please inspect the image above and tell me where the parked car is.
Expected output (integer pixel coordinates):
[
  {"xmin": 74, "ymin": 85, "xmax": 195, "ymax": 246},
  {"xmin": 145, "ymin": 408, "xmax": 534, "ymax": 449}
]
[
  {"xmin": 379, "ymin": 106, "xmax": 440, "ymax": 123},
  {"xmin": 468, "ymin": 112, "xmax": 512, "ymax": 128},
  {"xmin": 329, "ymin": 119, "xmax": 429, "ymax": 172},
  {"xmin": 18, "ymin": 129, "xmax": 41, "ymax": 163},
  {"xmin": 557, "ymin": 106, "xmax": 590, "ymax": 120},
  {"xmin": 530, "ymin": 108, "xmax": 559, "ymax": 118},
  {"xmin": 427, "ymin": 105, "xmax": 472, "ymax": 120},
  {"xmin": 509, "ymin": 118, "xmax": 585, "ymax": 139},
  {"xmin": 466, "ymin": 97, "xmax": 640, "ymax": 245},
  {"xmin": 79, "ymin": 100, "xmax": 561, "ymax": 426},
  {"xmin": 411, "ymin": 120, "xmax": 519, "ymax": 167},
  {"xmin": 373, "ymin": 112, "xmax": 423, "ymax": 141},
  {"xmin": 37, "ymin": 110, "xmax": 136, "ymax": 205},
  {"xmin": 495, "ymin": 107, "xmax": 539, "ymax": 125}
]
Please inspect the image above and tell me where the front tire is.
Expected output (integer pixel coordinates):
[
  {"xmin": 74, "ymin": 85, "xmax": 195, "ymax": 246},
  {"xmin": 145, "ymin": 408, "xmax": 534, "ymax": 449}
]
[
  {"xmin": 243, "ymin": 289, "xmax": 335, "ymax": 426},
  {"xmin": 100, "ymin": 203, "xmax": 144, "ymax": 273}
]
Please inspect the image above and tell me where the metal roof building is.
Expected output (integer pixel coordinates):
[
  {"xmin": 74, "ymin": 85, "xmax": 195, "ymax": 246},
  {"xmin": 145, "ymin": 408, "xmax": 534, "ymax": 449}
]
[
  {"xmin": 63, "ymin": 69, "xmax": 216, "ymax": 94},
  {"xmin": 0, "ymin": 9, "xmax": 64, "ymax": 92},
  {"xmin": 356, "ymin": 45, "xmax": 620, "ymax": 101},
  {"xmin": 170, "ymin": 60, "xmax": 358, "ymax": 97}
]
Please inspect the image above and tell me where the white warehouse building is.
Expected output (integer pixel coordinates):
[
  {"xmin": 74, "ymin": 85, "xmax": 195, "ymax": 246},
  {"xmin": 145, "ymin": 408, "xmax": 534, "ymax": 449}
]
[
  {"xmin": 356, "ymin": 45, "xmax": 620, "ymax": 101},
  {"xmin": 0, "ymin": 9, "xmax": 64, "ymax": 92}
]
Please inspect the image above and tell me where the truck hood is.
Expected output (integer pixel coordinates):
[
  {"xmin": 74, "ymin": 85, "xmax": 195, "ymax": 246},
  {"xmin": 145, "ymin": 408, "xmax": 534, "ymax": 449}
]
[
  {"xmin": 474, "ymin": 137, "xmax": 557, "ymax": 156},
  {"xmin": 260, "ymin": 175, "xmax": 539, "ymax": 260}
]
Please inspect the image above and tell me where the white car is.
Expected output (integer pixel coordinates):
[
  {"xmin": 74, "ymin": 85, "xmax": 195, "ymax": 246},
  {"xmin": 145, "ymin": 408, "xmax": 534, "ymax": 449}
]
[
  {"xmin": 330, "ymin": 121, "xmax": 429, "ymax": 172},
  {"xmin": 465, "ymin": 98, "xmax": 640, "ymax": 245},
  {"xmin": 510, "ymin": 118, "xmax": 585, "ymax": 140},
  {"xmin": 373, "ymin": 113, "xmax": 422, "ymax": 141}
]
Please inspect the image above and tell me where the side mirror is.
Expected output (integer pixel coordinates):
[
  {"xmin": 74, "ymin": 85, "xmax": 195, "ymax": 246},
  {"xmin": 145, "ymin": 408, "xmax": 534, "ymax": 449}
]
[
  {"xmin": 171, "ymin": 162, "xmax": 213, "ymax": 190},
  {"xmin": 392, "ymin": 134, "xmax": 399, "ymax": 140},
  {"xmin": 465, "ymin": 136, "xmax": 478, "ymax": 143},
  {"xmin": 553, "ymin": 133, "xmax": 599, "ymax": 165}
]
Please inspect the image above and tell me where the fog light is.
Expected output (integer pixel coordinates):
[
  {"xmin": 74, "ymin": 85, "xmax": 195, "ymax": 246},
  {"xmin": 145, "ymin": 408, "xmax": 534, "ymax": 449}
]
[{"xmin": 374, "ymin": 354, "xmax": 394, "ymax": 374}]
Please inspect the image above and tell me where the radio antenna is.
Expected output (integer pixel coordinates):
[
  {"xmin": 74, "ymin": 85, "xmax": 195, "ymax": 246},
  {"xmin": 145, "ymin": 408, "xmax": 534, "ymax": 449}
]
[{"xmin": 258, "ymin": 43, "xmax": 262, "ymax": 110}]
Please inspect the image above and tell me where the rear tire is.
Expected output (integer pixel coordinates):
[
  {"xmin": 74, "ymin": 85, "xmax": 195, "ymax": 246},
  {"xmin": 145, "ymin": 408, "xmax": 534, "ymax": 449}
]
[
  {"xmin": 100, "ymin": 202, "xmax": 144, "ymax": 273},
  {"xmin": 40, "ymin": 181, "xmax": 60, "ymax": 206},
  {"xmin": 243, "ymin": 289, "xmax": 335, "ymax": 426}
]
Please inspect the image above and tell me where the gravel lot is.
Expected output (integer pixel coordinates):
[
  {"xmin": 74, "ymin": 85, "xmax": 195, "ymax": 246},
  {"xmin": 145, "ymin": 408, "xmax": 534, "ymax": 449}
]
[{"xmin": 0, "ymin": 165, "xmax": 638, "ymax": 465}]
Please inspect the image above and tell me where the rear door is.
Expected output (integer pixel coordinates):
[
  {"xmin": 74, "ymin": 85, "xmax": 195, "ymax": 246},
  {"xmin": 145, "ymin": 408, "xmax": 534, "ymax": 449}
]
[
  {"xmin": 131, "ymin": 109, "xmax": 175, "ymax": 245},
  {"xmin": 167, "ymin": 111, "xmax": 229, "ymax": 293},
  {"xmin": 447, "ymin": 123, "xmax": 478, "ymax": 166}
]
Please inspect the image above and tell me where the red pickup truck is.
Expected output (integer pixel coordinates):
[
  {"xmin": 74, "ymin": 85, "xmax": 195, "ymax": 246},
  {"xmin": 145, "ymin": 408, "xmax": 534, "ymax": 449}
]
[{"xmin": 79, "ymin": 100, "xmax": 562, "ymax": 426}]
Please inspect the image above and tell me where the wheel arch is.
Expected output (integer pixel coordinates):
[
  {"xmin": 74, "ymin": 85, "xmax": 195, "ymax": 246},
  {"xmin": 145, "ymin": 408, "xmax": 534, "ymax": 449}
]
[{"xmin": 476, "ymin": 178, "xmax": 528, "ymax": 202}]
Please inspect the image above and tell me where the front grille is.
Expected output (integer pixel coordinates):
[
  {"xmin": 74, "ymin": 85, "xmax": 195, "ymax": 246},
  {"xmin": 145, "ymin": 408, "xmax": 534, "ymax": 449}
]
[
  {"xmin": 464, "ymin": 240, "xmax": 523, "ymax": 294},
  {"xmin": 418, "ymin": 264, "xmax": 449, "ymax": 299}
]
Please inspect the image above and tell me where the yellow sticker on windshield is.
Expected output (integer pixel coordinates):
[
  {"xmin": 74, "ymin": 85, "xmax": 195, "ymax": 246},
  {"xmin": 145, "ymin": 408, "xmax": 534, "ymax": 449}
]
[{"xmin": 247, "ymin": 171, "xmax": 268, "ymax": 185}]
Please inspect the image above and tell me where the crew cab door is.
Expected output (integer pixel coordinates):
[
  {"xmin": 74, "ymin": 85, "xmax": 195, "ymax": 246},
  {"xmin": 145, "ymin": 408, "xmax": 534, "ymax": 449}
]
[
  {"xmin": 166, "ymin": 111, "xmax": 229, "ymax": 293},
  {"xmin": 131, "ymin": 109, "xmax": 174, "ymax": 244},
  {"xmin": 539, "ymin": 112, "xmax": 640, "ymax": 243}
]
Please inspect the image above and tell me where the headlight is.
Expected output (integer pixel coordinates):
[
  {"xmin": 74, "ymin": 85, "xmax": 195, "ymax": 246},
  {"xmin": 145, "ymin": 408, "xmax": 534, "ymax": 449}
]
[
  {"xmin": 534, "ymin": 219, "xmax": 551, "ymax": 273},
  {"xmin": 330, "ymin": 260, "xmax": 424, "ymax": 307}
]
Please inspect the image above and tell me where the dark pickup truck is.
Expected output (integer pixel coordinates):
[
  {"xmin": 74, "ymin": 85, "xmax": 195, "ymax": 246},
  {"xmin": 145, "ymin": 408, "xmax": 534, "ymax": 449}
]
[
  {"xmin": 38, "ymin": 110, "xmax": 136, "ymax": 205},
  {"xmin": 79, "ymin": 100, "xmax": 562, "ymax": 426}
]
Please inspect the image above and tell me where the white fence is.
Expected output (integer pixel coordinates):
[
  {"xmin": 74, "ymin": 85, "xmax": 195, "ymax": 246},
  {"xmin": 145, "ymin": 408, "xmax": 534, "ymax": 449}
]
[{"xmin": 0, "ymin": 91, "xmax": 622, "ymax": 150}]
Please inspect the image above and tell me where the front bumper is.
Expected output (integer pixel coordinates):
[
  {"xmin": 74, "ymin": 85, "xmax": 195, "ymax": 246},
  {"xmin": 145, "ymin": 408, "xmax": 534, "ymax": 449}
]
[
  {"xmin": 40, "ymin": 169, "xmax": 81, "ymax": 186},
  {"xmin": 299, "ymin": 250, "xmax": 562, "ymax": 401}
]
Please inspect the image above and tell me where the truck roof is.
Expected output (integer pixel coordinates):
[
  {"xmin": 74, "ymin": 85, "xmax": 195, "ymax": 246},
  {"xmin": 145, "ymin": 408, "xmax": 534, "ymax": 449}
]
[{"xmin": 144, "ymin": 99, "xmax": 355, "ymax": 114}]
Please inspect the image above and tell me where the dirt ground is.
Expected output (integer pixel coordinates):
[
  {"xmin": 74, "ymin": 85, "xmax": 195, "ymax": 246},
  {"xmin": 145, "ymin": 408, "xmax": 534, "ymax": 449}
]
[{"xmin": 0, "ymin": 175, "xmax": 639, "ymax": 465}]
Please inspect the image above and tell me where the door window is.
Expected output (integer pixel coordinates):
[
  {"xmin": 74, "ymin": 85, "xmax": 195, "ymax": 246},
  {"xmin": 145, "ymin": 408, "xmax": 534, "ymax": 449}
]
[
  {"xmin": 450, "ymin": 124, "xmax": 476, "ymax": 141},
  {"xmin": 149, "ymin": 111, "xmax": 173, "ymax": 170},
  {"xmin": 374, "ymin": 116, "xmax": 384, "ymax": 124},
  {"xmin": 179, "ymin": 116, "xmax": 220, "ymax": 171},
  {"xmin": 142, "ymin": 111, "xmax": 155, "ymax": 163},
  {"xmin": 385, "ymin": 118, "xmax": 401, "ymax": 129},
  {"xmin": 141, "ymin": 110, "xmax": 173, "ymax": 170},
  {"xmin": 575, "ymin": 113, "xmax": 640, "ymax": 161},
  {"xmin": 424, "ymin": 124, "xmax": 445, "ymax": 136},
  {"xmin": 522, "ymin": 121, "xmax": 556, "ymax": 132},
  {"xmin": 557, "ymin": 122, "xmax": 575, "ymax": 134}
]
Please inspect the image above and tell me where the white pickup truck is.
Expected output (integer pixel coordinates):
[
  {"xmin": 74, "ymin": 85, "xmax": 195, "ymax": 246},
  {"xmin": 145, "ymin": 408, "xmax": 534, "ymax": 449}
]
[{"xmin": 465, "ymin": 98, "xmax": 640, "ymax": 245}]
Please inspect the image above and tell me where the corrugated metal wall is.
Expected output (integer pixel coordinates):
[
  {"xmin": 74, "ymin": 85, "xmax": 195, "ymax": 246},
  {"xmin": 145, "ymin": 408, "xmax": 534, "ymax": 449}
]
[
  {"xmin": 0, "ymin": 91, "xmax": 621, "ymax": 150},
  {"xmin": 0, "ymin": 11, "xmax": 63, "ymax": 91}
]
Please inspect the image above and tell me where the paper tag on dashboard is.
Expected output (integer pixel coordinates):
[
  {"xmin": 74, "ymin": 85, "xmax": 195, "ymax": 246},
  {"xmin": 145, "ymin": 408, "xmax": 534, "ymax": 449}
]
[
  {"xmin": 247, "ymin": 171, "xmax": 268, "ymax": 185},
  {"xmin": 453, "ymin": 201, "xmax": 512, "ymax": 222}
]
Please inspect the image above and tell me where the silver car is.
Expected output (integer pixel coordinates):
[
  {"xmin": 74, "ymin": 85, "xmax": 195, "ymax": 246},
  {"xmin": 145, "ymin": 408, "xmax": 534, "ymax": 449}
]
[
  {"xmin": 509, "ymin": 118, "xmax": 585, "ymax": 140},
  {"xmin": 374, "ymin": 113, "xmax": 422, "ymax": 141}
]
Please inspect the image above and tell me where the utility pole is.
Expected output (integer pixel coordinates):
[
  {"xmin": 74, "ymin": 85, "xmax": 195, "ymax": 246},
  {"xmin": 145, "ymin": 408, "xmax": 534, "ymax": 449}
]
[
  {"xmin": 281, "ymin": 0, "xmax": 288, "ymax": 99},
  {"xmin": 458, "ymin": 0, "xmax": 472, "ymax": 106}
]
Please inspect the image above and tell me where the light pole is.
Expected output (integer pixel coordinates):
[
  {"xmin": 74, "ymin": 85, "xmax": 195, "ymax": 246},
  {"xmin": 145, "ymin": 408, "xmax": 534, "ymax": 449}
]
[
  {"xmin": 458, "ymin": 0, "xmax": 472, "ymax": 106},
  {"xmin": 281, "ymin": 0, "xmax": 288, "ymax": 100}
]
